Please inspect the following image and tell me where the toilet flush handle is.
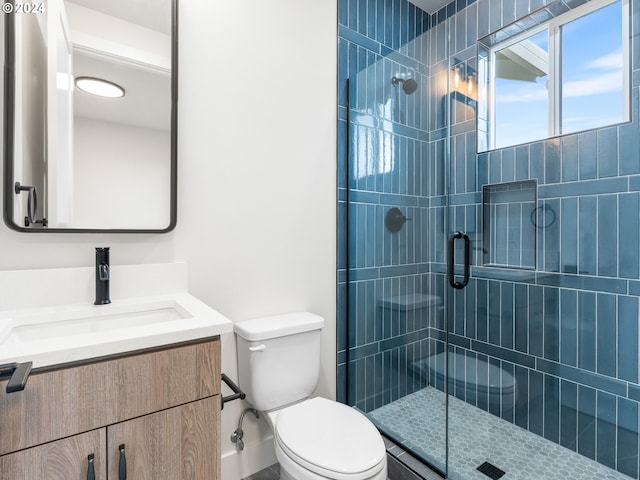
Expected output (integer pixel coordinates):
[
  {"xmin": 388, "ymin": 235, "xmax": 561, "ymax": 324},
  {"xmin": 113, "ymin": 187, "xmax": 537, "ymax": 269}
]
[{"xmin": 249, "ymin": 344, "xmax": 266, "ymax": 352}]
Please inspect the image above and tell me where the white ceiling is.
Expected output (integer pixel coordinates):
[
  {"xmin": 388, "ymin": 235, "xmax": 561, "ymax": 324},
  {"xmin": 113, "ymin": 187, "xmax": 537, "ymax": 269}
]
[
  {"xmin": 73, "ymin": 52, "xmax": 171, "ymax": 131},
  {"xmin": 409, "ymin": 0, "xmax": 451, "ymax": 14},
  {"xmin": 66, "ymin": 0, "xmax": 170, "ymax": 34}
]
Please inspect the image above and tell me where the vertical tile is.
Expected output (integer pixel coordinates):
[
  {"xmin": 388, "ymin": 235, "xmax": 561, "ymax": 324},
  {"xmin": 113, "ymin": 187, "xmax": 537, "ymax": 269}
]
[
  {"xmin": 597, "ymin": 126, "xmax": 619, "ymax": 178},
  {"xmin": 455, "ymin": 8, "xmax": 466, "ymax": 54},
  {"xmin": 467, "ymin": 3, "xmax": 478, "ymax": 48},
  {"xmin": 478, "ymin": 152, "xmax": 489, "ymax": 189},
  {"xmin": 596, "ymin": 293, "xmax": 617, "ymax": 378},
  {"xmin": 348, "ymin": 0, "xmax": 359, "ymax": 31},
  {"xmin": 465, "ymin": 350, "xmax": 478, "ymax": 406},
  {"xmin": 560, "ymin": 197, "xmax": 578, "ymax": 273},
  {"xmin": 544, "ymin": 199, "xmax": 560, "ymax": 272},
  {"xmin": 489, "ymin": 0, "xmax": 502, "ymax": 32},
  {"xmin": 617, "ymin": 397, "xmax": 639, "ymax": 478},
  {"xmin": 597, "ymin": 195, "xmax": 617, "ymax": 277},
  {"xmin": 507, "ymin": 203, "xmax": 521, "ymax": 267},
  {"xmin": 515, "ymin": 144, "xmax": 530, "ymax": 180},
  {"xmin": 544, "ymin": 375, "xmax": 559, "ymax": 443},
  {"xmin": 544, "ymin": 138, "xmax": 561, "ymax": 184},
  {"xmin": 488, "ymin": 356, "xmax": 501, "ymax": 416},
  {"xmin": 501, "ymin": 362, "xmax": 515, "ymax": 423},
  {"xmin": 466, "ymin": 131, "xmax": 477, "ymax": 193},
  {"xmin": 560, "ymin": 289, "xmax": 577, "ymax": 367},
  {"xmin": 376, "ymin": 0, "xmax": 386, "ymax": 44},
  {"xmin": 579, "ymin": 130, "xmax": 597, "ymax": 180},
  {"xmin": 514, "ymin": 284, "xmax": 528, "ymax": 353},
  {"xmin": 530, "ymin": 141, "xmax": 545, "ymax": 183},
  {"xmin": 528, "ymin": 286, "xmax": 543, "ymax": 357},
  {"xmin": 502, "ymin": 0, "xmax": 517, "ymax": 25},
  {"xmin": 477, "ymin": 0, "xmax": 490, "ymax": 37},
  {"xmin": 618, "ymin": 295, "xmax": 639, "ymax": 383},
  {"xmin": 476, "ymin": 279, "xmax": 488, "ymax": 342},
  {"xmin": 392, "ymin": 0, "xmax": 401, "ymax": 50},
  {"xmin": 577, "ymin": 385, "xmax": 596, "ymax": 460},
  {"xmin": 619, "ymin": 114, "xmax": 640, "ymax": 175},
  {"xmin": 501, "ymin": 148, "xmax": 515, "ymax": 182},
  {"xmin": 529, "ymin": 370, "xmax": 544, "ymax": 436},
  {"xmin": 455, "ymin": 134, "xmax": 466, "ymax": 194},
  {"xmin": 465, "ymin": 280, "xmax": 477, "ymax": 339},
  {"xmin": 619, "ymin": 193, "xmax": 640, "ymax": 279},
  {"xmin": 476, "ymin": 353, "xmax": 489, "ymax": 411},
  {"xmin": 488, "ymin": 280, "xmax": 501, "ymax": 345},
  {"xmin": 560, "ymin": 380, "xmax": 578, "ymax": 450},
  {"xmin": 577, "ymin": 291, "xmax": 596, "ymax": 372},
  {"xmin": 578, "ymin": 196, "xmax": 597, "ymax": 275},
  {"xmin": 561, "ymin": 135, "xmax": 578, "ymax": 182},
  {"xmin": 500, "ymin": 282, "xmax": 514, "ymax": 349},
  {"xmin": 514, "ymin": 365, "xmax": 529, "ymax": 429},
  {"xmin": 358, "ymin": 0, "xmax": 368, "ymax": 36},
  {"xmin": 543, "ymin": 287, "xmax": 559, "ymax": 362},
  {"xmin": 384, "ymin": 0, "xmax": 393, "ymax": 48},
  {"xmin": 337, "ymin": 283, "xmax": 348, "ymax": 352},
  {"xmin": 596, "ymin": 391, "xmax": 617, "ymax": 469},
  {"xmin": 489, "ymin": 150, "xmax": 502, "ymax": 184}
]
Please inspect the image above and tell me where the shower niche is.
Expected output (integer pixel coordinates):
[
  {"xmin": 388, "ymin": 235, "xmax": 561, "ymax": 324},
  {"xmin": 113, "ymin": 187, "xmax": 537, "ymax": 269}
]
[{"xmin": 482, "ymin": 180, "xmax": 537, "ymax": 269}]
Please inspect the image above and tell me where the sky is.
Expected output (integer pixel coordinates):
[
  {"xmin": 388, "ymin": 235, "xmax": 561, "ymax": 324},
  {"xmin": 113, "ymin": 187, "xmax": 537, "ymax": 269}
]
[{"xmin": 492, "ymin": 1, "xmax": 624, "ymax": 150}]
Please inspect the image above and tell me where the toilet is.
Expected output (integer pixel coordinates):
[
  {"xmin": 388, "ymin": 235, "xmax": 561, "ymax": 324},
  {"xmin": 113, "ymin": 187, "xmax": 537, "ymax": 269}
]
[
  {"xmin": 234, "ymin": 312, "xmax": 387, "ymax": 480},
  {"xmin": 412, "ymin": 351, "xmax": 517, "ymax": 408}
]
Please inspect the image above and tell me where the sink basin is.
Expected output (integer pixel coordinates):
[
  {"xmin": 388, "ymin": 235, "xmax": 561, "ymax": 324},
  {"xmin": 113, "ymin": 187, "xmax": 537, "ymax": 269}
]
[{"xmin": 0, "ymin": 293, "xmax": 232, "ymax": 369}]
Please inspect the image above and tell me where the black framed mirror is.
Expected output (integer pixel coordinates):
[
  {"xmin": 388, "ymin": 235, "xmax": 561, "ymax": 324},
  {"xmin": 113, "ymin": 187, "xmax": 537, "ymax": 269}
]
[{"xmin": 3, "ymin": 0, "xmax": 177, "ymax": 232}]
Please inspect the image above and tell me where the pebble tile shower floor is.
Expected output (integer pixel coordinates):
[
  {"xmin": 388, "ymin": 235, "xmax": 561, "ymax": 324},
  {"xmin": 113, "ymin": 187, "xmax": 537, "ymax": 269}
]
[{"xmin": 369, "ymin": 387, "xmax": 632, "ymax": 480}]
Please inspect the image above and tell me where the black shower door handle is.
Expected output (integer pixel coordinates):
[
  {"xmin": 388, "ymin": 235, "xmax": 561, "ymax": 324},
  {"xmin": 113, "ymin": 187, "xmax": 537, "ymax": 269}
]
[{"xmin": 448, "ymin": 231, "xmax": 470, "ymax": 289}]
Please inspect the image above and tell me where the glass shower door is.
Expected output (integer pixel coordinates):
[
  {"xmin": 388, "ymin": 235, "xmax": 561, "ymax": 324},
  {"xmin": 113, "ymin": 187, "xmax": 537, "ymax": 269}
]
[
  {"xmin": 343, "ymin": 21, "xmax": 448, "ymax": 473},
  {"xmin": 443, "ymin": 9, "xmax": 640, "ymax": 479}
]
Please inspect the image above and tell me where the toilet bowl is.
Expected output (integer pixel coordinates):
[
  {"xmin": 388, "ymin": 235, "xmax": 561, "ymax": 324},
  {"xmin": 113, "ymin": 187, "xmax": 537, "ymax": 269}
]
[
  {"xmin": 412, "ymin": 351, "xmax": 517, "ymax": 407},
  {"xmin": 234, "ymin": 313, "xmax": 387, "ymax": 480}
]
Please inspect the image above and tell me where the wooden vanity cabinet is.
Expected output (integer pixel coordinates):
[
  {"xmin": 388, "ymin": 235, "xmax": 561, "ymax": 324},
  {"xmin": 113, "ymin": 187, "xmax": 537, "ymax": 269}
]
[
  {"xmin": 0, "ymin": 429, "xmax": 106, "ymax": 479},
  {"xmin": 0, "ymin": 337, "xmax": 221, "ymax": 480}
]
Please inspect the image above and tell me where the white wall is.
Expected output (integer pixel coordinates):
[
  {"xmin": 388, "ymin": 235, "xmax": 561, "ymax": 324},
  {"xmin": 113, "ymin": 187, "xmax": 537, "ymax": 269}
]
[
  {"xmin": 73, "ymin": 117, "xmax": 171, "ymax": 229},
  {"xmin": 0, "ymin": 0, "xmax": 336, "ymax": 478},
  {"xmin": 175, "ymin": 1, "xmax": 337, "ymax": 477}
]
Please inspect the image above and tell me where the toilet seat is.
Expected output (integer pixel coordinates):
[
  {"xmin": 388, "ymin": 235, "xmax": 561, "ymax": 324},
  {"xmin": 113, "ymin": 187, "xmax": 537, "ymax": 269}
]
[{"xmin": 274, "ymin": 397, "xmax": 386, "ymax": 480}]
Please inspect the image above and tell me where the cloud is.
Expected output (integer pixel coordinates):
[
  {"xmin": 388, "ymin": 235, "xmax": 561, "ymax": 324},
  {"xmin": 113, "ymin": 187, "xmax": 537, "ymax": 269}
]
[
  {"xmin": 588, "ymin": 50, "xmax": 623, "ymax": 70},
  {"xmin": 563, "ymin": 71, "xmax": 622, "ymax": 97}
]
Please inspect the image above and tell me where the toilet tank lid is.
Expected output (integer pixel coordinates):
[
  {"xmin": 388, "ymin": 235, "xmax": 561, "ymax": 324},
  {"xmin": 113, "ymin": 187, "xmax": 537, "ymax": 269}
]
[{"xmin": 234, "ymin": 312, "xmax": 324, "ymax": 341}]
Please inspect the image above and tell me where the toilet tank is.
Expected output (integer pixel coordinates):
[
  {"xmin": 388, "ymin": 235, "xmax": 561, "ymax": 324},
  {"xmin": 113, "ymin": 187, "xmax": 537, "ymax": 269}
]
[{"xmin": 234, "ymin": 312, "xmax": 324, "ymax": 412}]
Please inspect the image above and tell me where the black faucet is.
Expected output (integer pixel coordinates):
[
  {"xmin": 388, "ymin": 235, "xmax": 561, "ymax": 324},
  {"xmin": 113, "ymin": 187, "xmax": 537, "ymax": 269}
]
[{"xmin": 94, "ymin": 247, "xmax": 111, "ymax": 305}]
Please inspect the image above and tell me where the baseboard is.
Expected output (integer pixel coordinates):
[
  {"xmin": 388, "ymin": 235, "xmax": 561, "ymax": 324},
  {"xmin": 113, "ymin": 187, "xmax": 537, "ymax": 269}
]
[{"xmin": 221, "ymin": 435, "xmax": 277, "ymax": 480}]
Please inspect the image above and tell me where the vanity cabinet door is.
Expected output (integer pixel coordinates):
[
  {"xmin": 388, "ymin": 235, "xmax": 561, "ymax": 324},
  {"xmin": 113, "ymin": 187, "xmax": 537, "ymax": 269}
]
[
  {"xmin": 107, "ymin": 396, "xmax": 220, "ymax": 480},
  {"xmin": 0, "ymin": 428, "xmax": 106, "ymax": 480}
]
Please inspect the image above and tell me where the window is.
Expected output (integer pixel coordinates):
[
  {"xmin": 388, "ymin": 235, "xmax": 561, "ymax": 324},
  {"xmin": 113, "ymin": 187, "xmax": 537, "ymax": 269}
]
[{"xmin": 477, "ymin": 0, "xmax": 629, "ymax": 152}]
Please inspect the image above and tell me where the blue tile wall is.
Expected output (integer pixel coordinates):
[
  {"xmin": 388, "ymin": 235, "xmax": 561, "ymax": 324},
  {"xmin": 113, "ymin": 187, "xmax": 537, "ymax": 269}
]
[{"xmin": 339, "ymin": 0, "xmax": 640, "ymax": 478}]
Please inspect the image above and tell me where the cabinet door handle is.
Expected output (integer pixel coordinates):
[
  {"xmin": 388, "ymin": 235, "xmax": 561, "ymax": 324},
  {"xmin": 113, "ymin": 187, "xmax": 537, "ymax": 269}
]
[
  {"xmin": 87, "ymin": 454, "xmax": 95, "ymax": 480},
  {"xmin": 118, "ymin": 444, "xmax": 127, "ymax": 480}
]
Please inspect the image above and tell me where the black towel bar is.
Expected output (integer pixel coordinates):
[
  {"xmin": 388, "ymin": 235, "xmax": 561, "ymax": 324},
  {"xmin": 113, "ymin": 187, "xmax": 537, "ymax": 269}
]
[{"xmin": 221, "ymin": 373, "xmax": 246, "ymax": 410}]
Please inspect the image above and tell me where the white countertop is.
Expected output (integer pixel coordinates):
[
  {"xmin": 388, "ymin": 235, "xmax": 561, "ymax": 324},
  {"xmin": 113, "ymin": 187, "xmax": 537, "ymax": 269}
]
[{"xmin": 0, "ymin": 292, "xmax": 232, "ymax": 369}]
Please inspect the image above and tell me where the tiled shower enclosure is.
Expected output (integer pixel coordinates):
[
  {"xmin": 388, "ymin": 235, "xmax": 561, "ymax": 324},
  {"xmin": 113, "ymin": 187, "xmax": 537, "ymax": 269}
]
[{"xmin": 337, "ymin": 0, "xmax": 640, "ymax": 478}]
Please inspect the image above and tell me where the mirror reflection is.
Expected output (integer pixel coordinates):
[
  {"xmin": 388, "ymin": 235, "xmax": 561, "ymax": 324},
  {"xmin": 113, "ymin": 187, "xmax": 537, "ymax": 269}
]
[{"xmin": 4, "ymin": 0, "xmax": 176, "ymax": 231}]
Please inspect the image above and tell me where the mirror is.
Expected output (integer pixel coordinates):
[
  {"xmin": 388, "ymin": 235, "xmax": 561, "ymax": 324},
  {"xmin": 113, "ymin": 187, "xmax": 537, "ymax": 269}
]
[
  {"xmin": 3, "ymin": 0, "xmax": 177, "ymax": 232},
  {"xmin": 477, "ymin": 0, "xmax": 629, "ymax": 152}
]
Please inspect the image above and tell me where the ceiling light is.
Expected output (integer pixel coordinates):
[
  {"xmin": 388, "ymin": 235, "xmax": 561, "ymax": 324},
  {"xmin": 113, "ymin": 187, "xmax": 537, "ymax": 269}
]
[{"xmin": 75, "ymin": 77, "xmax": 125, "ymax": 98}]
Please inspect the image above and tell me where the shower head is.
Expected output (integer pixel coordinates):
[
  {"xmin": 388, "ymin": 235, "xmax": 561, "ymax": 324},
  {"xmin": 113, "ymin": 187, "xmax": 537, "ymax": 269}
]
[{"xmin": 392, "ymin": 75, "xmax": 418, "ymax": 95}]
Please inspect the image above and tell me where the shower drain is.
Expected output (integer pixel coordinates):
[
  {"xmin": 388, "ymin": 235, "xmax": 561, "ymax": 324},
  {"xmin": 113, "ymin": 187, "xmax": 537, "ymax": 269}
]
[{"xmin": 477, "ymin": 461, "xmax": 506, "ymax": 479}]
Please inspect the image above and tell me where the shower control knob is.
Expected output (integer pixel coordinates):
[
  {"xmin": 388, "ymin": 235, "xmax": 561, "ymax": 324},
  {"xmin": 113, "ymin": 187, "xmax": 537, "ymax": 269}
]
[{"xmin": 385, "ymin": 207, "xmax": 411, "ymax": 233}]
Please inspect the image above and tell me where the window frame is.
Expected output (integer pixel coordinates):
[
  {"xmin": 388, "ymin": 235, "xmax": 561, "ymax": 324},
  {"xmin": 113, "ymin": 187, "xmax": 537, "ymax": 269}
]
[{"xmin": 482, "ymin": 0, "xmax": 630, "ymax": 152}]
